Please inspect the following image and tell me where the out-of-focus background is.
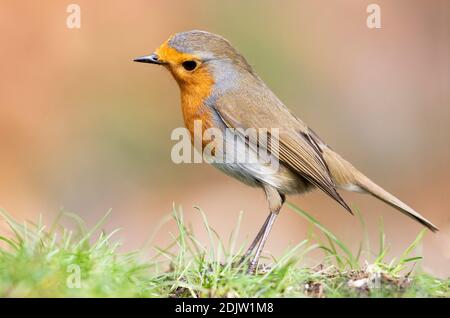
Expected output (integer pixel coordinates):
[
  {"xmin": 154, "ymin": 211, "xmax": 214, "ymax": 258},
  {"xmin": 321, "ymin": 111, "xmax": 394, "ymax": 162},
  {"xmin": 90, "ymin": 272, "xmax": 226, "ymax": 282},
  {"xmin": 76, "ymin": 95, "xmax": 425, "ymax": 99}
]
[{"xmin": 0, "ymin": 1, "xmax": 449, "ymax": 277}]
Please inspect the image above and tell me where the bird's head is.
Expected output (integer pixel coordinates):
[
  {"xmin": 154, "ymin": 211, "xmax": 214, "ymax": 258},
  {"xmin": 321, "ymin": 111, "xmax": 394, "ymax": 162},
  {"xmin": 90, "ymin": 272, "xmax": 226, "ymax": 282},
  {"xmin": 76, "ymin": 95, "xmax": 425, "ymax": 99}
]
[{"xmin": 134, "ymin": 30, "xmax": 254, "ymax": 89}]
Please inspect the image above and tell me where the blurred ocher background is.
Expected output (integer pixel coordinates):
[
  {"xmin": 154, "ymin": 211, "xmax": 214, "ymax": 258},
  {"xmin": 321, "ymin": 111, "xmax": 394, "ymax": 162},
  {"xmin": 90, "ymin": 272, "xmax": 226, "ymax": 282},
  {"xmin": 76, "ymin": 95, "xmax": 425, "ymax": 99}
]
[{"xmin": 0, "ymin": 1, "xmax": 449, "ymax": 277}]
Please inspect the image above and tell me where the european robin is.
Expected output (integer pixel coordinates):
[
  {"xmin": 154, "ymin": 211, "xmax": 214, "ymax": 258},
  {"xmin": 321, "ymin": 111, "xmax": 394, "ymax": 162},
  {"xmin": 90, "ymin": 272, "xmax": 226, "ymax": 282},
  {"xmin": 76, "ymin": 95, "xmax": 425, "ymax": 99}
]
[{"xmin": 134, "ymin": 30, "xmax": 438, "ymax": 272}]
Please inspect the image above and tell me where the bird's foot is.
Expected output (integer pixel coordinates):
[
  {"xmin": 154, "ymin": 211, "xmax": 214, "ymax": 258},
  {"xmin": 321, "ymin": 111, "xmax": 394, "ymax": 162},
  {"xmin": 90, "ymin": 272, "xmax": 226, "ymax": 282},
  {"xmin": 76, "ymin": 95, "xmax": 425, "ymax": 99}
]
[
  {"xmin": 247, "ymin": 260, "xmax": 258, "ymax": 275},
  {"xmin": 237, "ymin": 253, "xmax": 251, "ymax": 266},
  {"xmin": 232, "ymin": 255, "xmax": 257, "ymax": 274},
  {"xmin": 233, "ymin": 256, "xmax": 271, "ymax": 275}
]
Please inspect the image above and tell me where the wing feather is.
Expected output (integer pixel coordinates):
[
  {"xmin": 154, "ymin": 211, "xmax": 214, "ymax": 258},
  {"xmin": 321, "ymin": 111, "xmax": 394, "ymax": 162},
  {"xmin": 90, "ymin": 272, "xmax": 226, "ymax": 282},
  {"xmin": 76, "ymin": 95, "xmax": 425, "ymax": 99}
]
[{"xmin": 212, "ymin": 89, "xmax": 352, "ymax": 214}]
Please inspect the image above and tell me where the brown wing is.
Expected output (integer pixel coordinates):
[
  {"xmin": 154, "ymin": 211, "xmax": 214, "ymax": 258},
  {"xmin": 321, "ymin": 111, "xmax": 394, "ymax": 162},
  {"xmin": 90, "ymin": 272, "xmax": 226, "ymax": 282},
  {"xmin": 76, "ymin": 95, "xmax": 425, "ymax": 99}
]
[{"xmin": 212, "ymin": 88, "xmax": 352, "ymax": 214}]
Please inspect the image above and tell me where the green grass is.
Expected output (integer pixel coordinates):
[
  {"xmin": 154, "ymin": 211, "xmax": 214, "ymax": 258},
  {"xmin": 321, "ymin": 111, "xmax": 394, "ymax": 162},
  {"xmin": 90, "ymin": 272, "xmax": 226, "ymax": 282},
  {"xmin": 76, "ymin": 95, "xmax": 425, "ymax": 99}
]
[{"xmin": 0, "ymin": 204, "xmax": 448, "ymax": 298}]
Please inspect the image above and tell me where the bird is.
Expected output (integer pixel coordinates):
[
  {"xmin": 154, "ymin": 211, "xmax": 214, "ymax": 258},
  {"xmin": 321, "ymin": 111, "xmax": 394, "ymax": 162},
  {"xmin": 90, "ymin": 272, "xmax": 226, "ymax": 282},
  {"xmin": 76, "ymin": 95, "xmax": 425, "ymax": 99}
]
[{"xmin": 134, "ymin": 30, "xmax": 438, "ymax": 273}]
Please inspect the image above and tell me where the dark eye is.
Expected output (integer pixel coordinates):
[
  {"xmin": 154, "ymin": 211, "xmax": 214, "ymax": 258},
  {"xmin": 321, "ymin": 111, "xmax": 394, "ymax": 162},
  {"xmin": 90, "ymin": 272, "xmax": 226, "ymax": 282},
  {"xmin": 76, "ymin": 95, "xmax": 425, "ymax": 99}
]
[{"xmin": 182, "ymin": 60, "xmax": 197, "ymax": 71}]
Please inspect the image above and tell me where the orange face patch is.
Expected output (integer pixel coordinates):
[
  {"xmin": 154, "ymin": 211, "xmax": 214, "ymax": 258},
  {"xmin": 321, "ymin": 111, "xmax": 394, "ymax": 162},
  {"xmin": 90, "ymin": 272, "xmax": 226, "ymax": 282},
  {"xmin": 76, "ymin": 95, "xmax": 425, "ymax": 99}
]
[{"xmin": 155, "ymin": 40, "xmax": 216, "ymax": 149}]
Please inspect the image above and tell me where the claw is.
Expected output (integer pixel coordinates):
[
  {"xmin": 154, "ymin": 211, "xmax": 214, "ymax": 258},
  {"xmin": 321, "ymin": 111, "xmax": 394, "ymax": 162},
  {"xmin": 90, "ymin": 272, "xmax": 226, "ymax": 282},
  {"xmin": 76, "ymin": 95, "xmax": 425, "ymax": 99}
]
[{"xmin": 247, "ymin": 261, "xmax": 258, "ymax": 275}]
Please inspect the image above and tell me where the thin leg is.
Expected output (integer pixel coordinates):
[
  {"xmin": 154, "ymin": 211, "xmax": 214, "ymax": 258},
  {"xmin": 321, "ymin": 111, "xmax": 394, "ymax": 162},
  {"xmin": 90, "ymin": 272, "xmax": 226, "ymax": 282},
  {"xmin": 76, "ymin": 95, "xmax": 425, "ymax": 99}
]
[
  {"xmin": 239, "ymin": 214, "xmax": 271, "ymax": 264},
  {"xmin": 248, "ymin": 212, "xmax": 278, "ymax": 273}
]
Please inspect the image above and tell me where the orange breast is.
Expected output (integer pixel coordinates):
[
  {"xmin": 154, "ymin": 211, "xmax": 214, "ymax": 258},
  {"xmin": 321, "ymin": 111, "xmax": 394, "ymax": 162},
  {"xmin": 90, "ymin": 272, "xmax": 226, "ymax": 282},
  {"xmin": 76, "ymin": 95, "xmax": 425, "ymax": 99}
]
[
  {"xmin": 153, "ymin": 40, "xmax": 217, "ymax": 149},
  {"xmin": 179, "ymin": 68, "xmax": 215, "ymax": 149}
]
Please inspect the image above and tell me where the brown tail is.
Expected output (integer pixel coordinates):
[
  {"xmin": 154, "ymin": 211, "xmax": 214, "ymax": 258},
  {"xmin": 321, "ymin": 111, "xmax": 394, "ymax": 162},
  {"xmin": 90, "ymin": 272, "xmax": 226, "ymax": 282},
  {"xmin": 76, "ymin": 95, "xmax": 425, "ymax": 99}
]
[
  {"xmin": 354, "ymin": 171, "xmax": 439, "ymax": 232},
  {"xmin": 323, "ymin": 148, "xmax": 439, "ymax": 232}
]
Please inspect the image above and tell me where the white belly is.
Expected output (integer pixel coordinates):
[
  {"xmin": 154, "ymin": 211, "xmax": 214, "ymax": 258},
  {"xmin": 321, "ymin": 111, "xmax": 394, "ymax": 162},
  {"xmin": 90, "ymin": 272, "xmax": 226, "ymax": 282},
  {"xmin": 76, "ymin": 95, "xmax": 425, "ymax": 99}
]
[{"xmin": 208, "ymin": 131, "xmax": 312, "ymax": 194}]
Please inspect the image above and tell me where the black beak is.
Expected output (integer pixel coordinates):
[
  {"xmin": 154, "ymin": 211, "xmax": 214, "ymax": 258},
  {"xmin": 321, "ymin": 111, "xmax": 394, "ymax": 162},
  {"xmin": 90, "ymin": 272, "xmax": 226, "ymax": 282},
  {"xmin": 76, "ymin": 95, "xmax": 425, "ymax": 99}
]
[{"xmin": 133, "ymin": 53, "xmax": 163, "ymax": 64}]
